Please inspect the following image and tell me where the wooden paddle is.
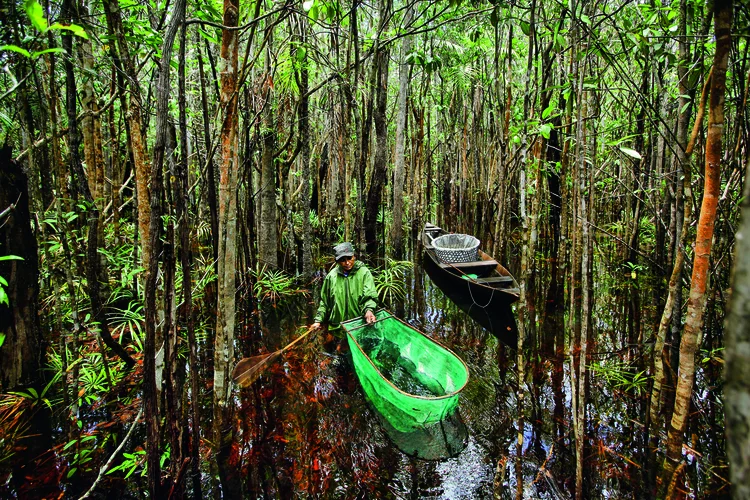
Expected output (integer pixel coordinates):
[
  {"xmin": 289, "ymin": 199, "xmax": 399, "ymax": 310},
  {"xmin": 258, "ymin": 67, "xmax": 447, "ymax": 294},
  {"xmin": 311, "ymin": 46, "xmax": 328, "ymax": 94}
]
[{"xmin": 231, "ymin": 325, "xmax": 317, "ymax": 388}]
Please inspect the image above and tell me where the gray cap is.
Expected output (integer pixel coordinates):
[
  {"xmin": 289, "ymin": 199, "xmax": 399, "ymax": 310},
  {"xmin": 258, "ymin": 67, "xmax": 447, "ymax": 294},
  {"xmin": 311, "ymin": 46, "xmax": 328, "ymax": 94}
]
[{"xmin": 334, "ymin": 242, "xmax": 355, "ymax": 261}]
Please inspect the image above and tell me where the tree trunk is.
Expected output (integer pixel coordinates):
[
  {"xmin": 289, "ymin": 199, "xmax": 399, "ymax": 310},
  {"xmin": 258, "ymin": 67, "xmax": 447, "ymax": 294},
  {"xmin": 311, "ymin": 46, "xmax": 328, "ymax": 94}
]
[
  {"xmin": 297, "ymin": 15, "xmax": 313, "ymax": 275},
  {"xmin": 648, "ymin": 0, "xmax": 695, "ymax": 483},
  {"xmin": 259, "ymin": 32, "xmax": 278, "ymax": 268},
  {"xmin": 142, "ymin": 0, "xmax": 186, "ymax": 494},
  {"xmin": 392, "ymin": 6, "xmax": 413, "ymax": 257},
  {"xmin": 365, "ymin": 44, "xmax": 390, "ymax": 255},
  {"xmin": 0, "ymin": 148, "xmax": 43, "ymax": 391},
  {"xmin": 660, "ymin": 0, "xmax": 732, "ymax": 493},
  {"xmin": 101, "ymin": 0, "xmax": 151, "ymax": 268},
  {"xmin": 197, "ymin": 35, "xmax": 220, "ymax": 265},
  {"xmin": 178, "ymin": 23, "xmax": 203, "ymax": 500},
  {"xmin": 213, "ymin": 0, "xmax": 242, "ymax": 494}
]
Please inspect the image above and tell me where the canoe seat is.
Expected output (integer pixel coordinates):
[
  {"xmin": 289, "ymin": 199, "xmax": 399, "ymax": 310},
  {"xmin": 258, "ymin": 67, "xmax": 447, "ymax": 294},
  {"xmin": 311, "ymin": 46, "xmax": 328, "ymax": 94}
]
[
  {"xmin": 477, "ymin": 275, "xmax": 514, "ymax": 286},
  {"xmin": 439, "ymin": 259, "xmax": 499, "ymax": 274}
]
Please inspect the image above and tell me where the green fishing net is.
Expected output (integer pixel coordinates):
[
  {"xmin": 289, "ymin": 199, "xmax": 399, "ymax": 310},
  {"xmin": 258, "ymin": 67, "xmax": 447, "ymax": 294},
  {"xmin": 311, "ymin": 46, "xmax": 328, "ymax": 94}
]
[{"xmin": 342, "ymin": 310, "xmax": 470, "ymax": 433}]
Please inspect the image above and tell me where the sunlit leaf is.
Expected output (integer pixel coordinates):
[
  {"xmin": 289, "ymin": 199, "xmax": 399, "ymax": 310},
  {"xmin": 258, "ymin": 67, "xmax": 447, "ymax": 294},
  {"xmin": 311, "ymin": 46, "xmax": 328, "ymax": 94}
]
[
  {"xmin": 24, "ymin": 0, "xmax": 47, "ymax": 32},
  {"xmin": 540, "ymin": 123, "xmax": 552, "ymax": 139},
  {"xmin": 619, "ymin": 146, "xmax": 642, "ymax": 160},
  {"xmin": 0, "ymin": 332, "xmax": 5, "ymax": 348},
  {"xmin": 302, "ymin": 0, "xmax": 314, "ymax": 11},
  {"xmin": 48, "ymin": 23, "xmax": 89, "ymax": 39},
  {"xmin": 0, "ymin": 45, "xmax": 31, "ymax": 58},
  {"xmin": 32, "ymin": 47, "xmax": 66, "ymax": 59}
]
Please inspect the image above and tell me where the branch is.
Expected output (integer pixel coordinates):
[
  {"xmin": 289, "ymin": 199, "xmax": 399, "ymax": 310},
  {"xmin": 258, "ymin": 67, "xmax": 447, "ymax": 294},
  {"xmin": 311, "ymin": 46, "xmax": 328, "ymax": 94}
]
[
  {"xmin": 0, "ymin": 194, "xmax": 21, "ymax": 221},
  {"xmin": 686, "ymin": 66, "xmax": 712, "ymax": 155},
  {"xmin": 77, "ymin": 405, "xmax": 144, "ymax": 500},
  {"xmin": 184, "ymin": 4, "xmax": 288, "ymax": 31}
]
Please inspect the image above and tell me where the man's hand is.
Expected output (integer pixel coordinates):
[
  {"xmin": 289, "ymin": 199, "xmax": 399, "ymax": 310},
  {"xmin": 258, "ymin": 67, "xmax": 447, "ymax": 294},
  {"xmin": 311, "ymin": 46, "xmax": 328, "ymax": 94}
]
[
  {"xmin": 364, "ymin": 310, "xmax": 376, "ymax": 325},
  {"xmin": 311, "ymin": 322, "xmax": 321, "ymax": 330}
]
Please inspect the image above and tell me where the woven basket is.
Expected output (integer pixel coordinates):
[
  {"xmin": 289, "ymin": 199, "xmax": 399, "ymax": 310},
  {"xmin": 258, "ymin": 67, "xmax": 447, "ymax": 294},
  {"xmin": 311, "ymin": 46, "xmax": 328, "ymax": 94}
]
[{"xmin": 432, "ymin": 234, "xmax": 480, "ymax": 263}]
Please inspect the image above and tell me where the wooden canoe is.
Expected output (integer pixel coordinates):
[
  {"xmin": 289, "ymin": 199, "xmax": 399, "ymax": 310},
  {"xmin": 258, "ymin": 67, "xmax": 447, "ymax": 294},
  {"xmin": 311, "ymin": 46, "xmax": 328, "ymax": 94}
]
[{"xmin": 421, "ymin": 223, "xmax": 519, "ymax": 345}]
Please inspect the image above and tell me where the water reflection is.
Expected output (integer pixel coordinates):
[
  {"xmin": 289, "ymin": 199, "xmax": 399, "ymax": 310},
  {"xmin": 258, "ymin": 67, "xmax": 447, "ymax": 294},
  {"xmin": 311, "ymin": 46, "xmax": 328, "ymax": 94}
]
[{"xmin": 375, "ymin": 408, "xmax": 468, "ymax": 461}]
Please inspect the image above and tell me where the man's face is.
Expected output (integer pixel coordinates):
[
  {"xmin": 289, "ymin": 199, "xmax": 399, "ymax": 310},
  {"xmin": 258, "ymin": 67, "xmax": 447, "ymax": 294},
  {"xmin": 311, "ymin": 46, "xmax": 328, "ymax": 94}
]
[{"xmin": 337, "ymin": 255, "xmax": 355, "ymax": 272}]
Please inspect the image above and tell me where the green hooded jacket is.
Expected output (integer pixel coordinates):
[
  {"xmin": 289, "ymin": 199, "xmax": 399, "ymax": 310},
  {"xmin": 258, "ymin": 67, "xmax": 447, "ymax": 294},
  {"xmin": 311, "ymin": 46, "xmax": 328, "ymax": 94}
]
[{"xmin": 313, "ymin": 260, "xmax": 378, "ymax": 331}]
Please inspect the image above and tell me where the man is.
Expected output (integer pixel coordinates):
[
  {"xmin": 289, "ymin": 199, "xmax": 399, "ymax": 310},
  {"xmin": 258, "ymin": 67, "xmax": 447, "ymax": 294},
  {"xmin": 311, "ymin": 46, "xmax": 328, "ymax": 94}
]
[{"xmin": 311, "ymin": 242, "xmax": 378, "ymax": 332}]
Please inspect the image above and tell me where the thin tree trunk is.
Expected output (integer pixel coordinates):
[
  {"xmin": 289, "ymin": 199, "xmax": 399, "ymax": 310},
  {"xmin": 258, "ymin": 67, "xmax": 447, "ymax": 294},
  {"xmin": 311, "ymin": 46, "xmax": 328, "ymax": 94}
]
[
  {"xmin": 648, "ymin": 0, "xmax": 696, "ymax": 480},
  {"xmin": 143, "ymin": 0, "xmax": 185, "ymax": 494},
  {"xmin": 101, "ymin": 0, "xmax": 151, "ymax": 268},
  {"xmin": 213, "ymin": 0, "xmax": 242, "ymax": 494},
  {"xmin": 392, "ymin": 6, "xmax": 413, "ymax": 257},
  {"xmin": 63, "ymin": 0, "xmax": 134, "ymax": 370},
  {"xmin": 660, "ymin": 1, "xmax": 732, "ymax": 494},
  {"xmin": 259, "ymin": 31, "xmax": 278, "ymax": 268},
  {"xmin": 197, "ymin": 34, "xmax": 220, "ymax": 265},
  {"xmin": 365, "ymin": 42, "xmax": 390, "ymax": 255},
  {"xmin": 297, "ymin": 15, "xmax": 313, "ymax": 275},
  {"xmin": 176, "ymin": 21, "xmax": 203, "ymax": 500}
]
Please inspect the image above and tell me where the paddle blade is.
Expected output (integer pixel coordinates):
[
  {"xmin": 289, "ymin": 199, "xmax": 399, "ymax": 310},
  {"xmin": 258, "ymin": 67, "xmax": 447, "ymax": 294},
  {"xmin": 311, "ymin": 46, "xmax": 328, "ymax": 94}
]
[{"xmin": 232, "ymin": 351, "xmax": 283, "ymax": 388}]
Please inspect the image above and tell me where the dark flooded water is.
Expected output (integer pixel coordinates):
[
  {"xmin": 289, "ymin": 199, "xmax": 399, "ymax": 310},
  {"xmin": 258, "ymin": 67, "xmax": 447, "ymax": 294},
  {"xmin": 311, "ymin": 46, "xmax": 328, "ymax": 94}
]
[{"xmin": 229, "ymin": 263, "xmax": 726, "ymax": 499}]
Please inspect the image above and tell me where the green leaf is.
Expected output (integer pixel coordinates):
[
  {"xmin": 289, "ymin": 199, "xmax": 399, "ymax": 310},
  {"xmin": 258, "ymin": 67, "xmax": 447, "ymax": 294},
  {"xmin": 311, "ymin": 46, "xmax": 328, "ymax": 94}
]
[
  {"xmin": 520, "ymin": 21, "xmax": 530, "ymax": 36},
  {"xmin": 0, "ymin": 111, "xmax": 13, "ymax": 130},
  {"xmin": 48, "ymin": 23, "xmax": 89, "ymax": 39},
  {"xmin": 540, "ymin": 123, "xmax": 552, "ymax": 139},
  {"xmin": 619, "ymin": 146, "xmax": 642, "ymax": 160},
  {"xmin": 24, "ymin": 0, "xmax": 48, "ymax": 32},
  {"xmin": 0, "ymin": 45, "xmax": 31, "ymax": 58},
  {"xmin": 296, "ymin": 46, "xmax": 306, "ymax": 62},
  {"xmin": 0, "ymin": 255, "xmax": 24, "ymax": 262},
  {"xmin": 32, "ymin": 47, "xmax": 66, "ymax": 59},
  {"xmin": 0, "ymin": 332, "xmax": 5, "ymax": 348}
]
